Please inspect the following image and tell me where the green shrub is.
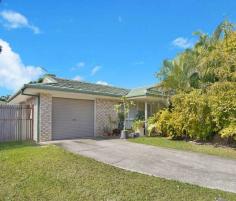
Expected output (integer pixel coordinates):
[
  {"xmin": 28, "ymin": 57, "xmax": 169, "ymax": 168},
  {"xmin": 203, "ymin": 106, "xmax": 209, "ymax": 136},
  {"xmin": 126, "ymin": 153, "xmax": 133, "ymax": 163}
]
[
  {"xmin": 219, "ymin": 122, "xmax": 236, "ymax": 141},
  {"xmin": 155, "ymin": 109, "xmax": 172, "ymax": 137},
  {"xmin": 150, "ymin": 82, "xmax": 236, "ymax": 142},
  {"xmin": 208, "ymin": 82, "xmax": 236, "ymax": 140},
  {"xmin": 132, "ymin": 120, "xmax": 144, "ymax": 132},
  {"xmin": 147, "ymin": 113, "xmax": 160, "ymax": 136},
  {"xmin": 172, "ymin": 91, "xmax": 214, "ymax": 140}
]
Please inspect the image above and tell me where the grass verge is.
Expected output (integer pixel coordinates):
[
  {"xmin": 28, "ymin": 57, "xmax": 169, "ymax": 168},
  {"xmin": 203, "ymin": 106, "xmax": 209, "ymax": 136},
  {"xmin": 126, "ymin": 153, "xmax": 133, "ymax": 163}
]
[{"xmin": 128, "ymin": 136, "xmax": 236, "ymax": 160}]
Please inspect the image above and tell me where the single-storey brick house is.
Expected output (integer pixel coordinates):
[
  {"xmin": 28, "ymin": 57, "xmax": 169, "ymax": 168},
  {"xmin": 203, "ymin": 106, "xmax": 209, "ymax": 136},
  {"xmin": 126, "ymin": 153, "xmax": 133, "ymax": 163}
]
[{"xmin": 8, "ymin": 74, "xmax": 168, "ymax": 142}]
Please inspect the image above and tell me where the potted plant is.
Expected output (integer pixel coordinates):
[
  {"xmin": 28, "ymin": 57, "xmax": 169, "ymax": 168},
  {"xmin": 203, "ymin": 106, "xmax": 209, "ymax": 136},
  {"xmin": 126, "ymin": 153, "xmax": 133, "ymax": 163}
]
[
  {"xmin": 132, "ymin": 120, "xmax": 145, "ymax": 136},
  {"xmin": 114, "ymin": 96, "xmax": 135, "ymax": 139}
]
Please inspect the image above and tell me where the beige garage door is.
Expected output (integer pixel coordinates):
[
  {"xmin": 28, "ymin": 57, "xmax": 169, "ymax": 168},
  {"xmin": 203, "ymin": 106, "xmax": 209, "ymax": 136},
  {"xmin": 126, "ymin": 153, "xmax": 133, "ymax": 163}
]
[{"xmin": 52, "ymin": 98, "xmax": 94, "ymax": 140}]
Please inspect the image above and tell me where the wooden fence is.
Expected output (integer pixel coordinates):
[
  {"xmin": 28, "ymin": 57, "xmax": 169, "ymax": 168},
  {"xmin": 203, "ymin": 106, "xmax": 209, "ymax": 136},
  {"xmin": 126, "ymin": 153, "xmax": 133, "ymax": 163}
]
[{"xmin": 0, "ymin": 105, "xmax": 34, "ymax": 142}]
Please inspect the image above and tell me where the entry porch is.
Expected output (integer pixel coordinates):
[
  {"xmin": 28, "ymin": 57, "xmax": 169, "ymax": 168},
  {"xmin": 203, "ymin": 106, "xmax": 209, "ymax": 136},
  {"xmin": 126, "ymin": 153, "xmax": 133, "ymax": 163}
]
[{"xmin": 125, "ymin": 86, "xmax": 168, "ymax": 133}]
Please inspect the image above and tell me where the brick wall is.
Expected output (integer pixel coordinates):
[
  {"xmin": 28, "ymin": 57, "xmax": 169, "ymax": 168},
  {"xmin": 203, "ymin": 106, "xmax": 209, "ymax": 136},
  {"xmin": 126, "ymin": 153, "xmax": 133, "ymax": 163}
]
[
  {"xmin": 39, "ymin": 93, "xmax": 52, "ymax": 141},
  {"xmin": 95, "ymin": 98, "xmax": 119, "ymax": 136}
]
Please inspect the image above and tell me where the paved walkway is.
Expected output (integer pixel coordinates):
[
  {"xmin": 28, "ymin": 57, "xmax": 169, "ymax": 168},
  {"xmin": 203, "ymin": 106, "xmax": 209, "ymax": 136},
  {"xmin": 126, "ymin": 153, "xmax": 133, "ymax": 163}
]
[{"xmin": 48, "ymin": 138, "xmax": 236, "ymax": 193}]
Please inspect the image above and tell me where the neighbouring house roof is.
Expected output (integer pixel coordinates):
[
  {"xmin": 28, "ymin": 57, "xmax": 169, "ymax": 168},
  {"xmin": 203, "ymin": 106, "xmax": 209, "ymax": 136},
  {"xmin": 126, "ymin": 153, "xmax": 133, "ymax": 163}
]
[
  {"xmin": 126, "ymin": 86, "xmax": 165, "ymax": 98},
  {"xmin": 8, "ymin": 74, "xmax": 166, "ymax": 102}
]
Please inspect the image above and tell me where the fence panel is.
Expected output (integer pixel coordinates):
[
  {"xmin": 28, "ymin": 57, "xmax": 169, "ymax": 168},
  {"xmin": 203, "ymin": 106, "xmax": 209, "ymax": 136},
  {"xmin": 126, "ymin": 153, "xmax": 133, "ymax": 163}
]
[{"xmin": 0, "ymin": 105, "xmax": 34, "ymax": 142}]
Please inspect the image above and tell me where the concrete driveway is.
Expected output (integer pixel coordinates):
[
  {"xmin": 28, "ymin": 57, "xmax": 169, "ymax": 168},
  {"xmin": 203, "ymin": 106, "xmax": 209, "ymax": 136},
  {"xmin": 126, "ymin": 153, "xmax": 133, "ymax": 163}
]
[{"xmin": 50, "ymin": 138, "xmax": 236, "ymax": 193}]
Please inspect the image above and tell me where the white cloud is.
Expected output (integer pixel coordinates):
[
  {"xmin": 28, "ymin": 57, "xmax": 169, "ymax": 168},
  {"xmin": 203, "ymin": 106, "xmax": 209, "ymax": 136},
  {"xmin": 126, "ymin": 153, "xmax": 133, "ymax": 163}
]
[
  {"xmin": 73, "ymin": 75, "xmax": 84, "ymax": 81},
  {"xmin": 172, "ymin": 37, "xmax": 193, "ymax": 49},
  {"xmin": 96, "ymin": 81, "xmax": 109, "ymax": 86},
  {"xmin": 91, "ymin": 65, "xmax": 101, "ymax": 76},
  {"xmin": 118, "ymin": 16, "xmax": 123, "ymax": 23},
  {"xmin": 0, "ymin": 10, "xmax": 40, "ymax": 34},
  {"xmin": 0, "ymin": 39, "xmax": 43, "ymax": 91},
  {"xmin": 71, "ymin": 62, "xmax": 85, "ymax": 71}
]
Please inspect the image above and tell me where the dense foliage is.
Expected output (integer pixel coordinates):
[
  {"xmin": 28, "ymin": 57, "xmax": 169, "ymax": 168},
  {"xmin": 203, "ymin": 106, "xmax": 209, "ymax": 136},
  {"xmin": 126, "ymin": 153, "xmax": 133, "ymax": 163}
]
[{"xmin": 151, "ymin": 21, "xmax": 236, "ymax": 143}]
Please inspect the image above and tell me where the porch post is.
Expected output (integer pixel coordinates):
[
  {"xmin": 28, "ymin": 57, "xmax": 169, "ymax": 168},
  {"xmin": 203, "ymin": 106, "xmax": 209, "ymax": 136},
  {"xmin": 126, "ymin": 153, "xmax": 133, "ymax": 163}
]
[{"xmin": 145, "ymin": 101, "xmax": 148, "ymax": 134}]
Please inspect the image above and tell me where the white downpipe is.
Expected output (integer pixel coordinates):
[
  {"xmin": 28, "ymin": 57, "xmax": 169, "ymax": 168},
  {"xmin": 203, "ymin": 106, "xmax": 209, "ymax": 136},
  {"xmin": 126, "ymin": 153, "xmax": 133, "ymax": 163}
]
[{"xmin": 145, "ymin": 101, "xmax": 148, "ymax": 134}]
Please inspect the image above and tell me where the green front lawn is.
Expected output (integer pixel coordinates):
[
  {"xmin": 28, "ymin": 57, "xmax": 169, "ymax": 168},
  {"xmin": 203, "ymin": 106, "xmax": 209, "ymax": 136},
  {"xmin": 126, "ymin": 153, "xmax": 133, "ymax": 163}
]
[
  {"xmin": 0, "ymin": 142, "xmax": 235, "ymax": 201},
  {"xmin": 129, "ymin": 137, "xmax": 236, "ymax": 160}
]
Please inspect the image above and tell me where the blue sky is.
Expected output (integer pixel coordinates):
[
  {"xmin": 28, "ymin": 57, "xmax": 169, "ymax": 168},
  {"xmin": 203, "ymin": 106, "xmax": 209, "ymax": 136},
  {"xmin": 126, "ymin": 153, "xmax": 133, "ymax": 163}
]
[{"xmin": 0, "ymin": 0, "xmax": 236, "ymax": 95}]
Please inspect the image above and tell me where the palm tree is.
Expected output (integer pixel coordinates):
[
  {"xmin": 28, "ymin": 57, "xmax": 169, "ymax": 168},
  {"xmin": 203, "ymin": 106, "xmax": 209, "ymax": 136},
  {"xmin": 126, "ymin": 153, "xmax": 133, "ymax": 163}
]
[
  {"xmin": 157, "ymin": 48, "xmax": 199, "ymax": 92},
  {"xmin": 156, "ymin": 21, "xmax": 235, "ymax": 92},
  {"xmin": 195, "ymin": 21, "xmax": 235, "ymax": 84}
]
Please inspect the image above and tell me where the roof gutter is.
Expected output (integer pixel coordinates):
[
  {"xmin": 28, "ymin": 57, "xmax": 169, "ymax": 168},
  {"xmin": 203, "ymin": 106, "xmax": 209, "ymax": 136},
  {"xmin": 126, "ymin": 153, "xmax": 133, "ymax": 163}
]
[{"xmin": 21, "ymin": 88, "xmax": 40, "ymax": 143}]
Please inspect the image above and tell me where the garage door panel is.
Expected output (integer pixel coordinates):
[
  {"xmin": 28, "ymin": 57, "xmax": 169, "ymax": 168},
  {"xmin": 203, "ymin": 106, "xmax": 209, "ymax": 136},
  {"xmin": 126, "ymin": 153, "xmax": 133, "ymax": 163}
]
[{"xmin": 52, "ymin": 98, "xmax": 94, "ymax": 140}]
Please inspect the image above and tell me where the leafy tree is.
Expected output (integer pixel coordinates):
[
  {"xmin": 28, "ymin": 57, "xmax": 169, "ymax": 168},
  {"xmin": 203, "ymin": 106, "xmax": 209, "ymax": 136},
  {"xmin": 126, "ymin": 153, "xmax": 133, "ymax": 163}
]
[
  {"xmin": 0, "ymin": 95, "xmax": 10, "ymax": 102},
  {"xmin": 153, "ymin": 21, "xmax": 236, "ymax": 143}
]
